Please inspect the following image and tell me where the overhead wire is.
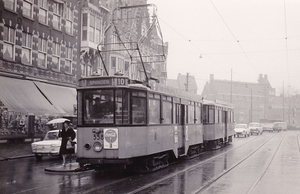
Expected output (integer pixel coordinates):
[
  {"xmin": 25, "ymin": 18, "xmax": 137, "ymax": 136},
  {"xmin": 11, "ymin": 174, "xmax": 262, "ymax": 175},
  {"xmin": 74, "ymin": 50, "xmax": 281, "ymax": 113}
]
[
  {"xmin": 209, "ymin": 0, "xmax": 258, "ymax": 74},
  {"xmin": 156, "ymin": 16, "xmax": 226, "ymax": 71}
]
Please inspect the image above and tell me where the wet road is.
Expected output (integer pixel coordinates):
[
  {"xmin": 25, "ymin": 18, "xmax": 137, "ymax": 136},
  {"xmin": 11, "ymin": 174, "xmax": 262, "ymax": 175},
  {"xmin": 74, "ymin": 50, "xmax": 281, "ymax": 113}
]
[{"xmin": 1, "ymin": 131, "xmax": 300, "ymax": 194}]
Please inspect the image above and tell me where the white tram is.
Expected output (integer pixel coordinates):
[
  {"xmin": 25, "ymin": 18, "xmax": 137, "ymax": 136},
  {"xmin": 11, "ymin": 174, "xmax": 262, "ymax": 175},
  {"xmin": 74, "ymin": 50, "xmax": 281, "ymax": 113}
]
[{"xmin": 76, "ymin": 76, "xmax": 234, "ymax": 171}]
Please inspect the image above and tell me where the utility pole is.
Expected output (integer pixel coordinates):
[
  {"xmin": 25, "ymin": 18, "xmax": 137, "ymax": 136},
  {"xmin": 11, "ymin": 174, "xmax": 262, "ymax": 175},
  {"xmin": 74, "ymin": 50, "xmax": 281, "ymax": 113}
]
[
  {"xmin": 186, "ymin": 73, "xmax": 189, "ymax": 92},
  {"xmin": 230, "ymin": 69, "xmax": 232, "ymax": 103},
  {"xmin": 283, "ymin": 81, "xmax": 285, "ymax": 122}
]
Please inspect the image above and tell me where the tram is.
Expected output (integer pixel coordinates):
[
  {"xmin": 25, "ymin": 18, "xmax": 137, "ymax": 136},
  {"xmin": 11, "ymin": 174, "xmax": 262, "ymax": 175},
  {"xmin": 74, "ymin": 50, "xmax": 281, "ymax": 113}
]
[{"xmin": 76, "ymin": 75, "xmax": 234, "ymax": 172}]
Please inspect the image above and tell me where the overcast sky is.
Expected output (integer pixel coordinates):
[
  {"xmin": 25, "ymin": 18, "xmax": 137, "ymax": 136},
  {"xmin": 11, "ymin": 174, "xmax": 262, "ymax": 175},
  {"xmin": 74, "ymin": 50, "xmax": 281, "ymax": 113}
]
[{"xmin": 148, "ymin": 0, "xmax": 300, "ymax": 95}]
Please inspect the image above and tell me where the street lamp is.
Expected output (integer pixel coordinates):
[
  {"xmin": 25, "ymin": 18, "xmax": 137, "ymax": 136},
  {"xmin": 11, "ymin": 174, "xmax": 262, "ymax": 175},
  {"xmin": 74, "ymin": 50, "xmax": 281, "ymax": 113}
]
[{"xmin": 246, "ymin": 85, "xmax": 253, "ymax": 123}]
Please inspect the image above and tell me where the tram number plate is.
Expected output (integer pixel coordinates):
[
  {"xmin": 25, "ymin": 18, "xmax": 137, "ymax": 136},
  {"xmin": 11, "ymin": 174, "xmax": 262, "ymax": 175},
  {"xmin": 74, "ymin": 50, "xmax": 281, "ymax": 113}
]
[{"xmin": 115, "ymin": 78, "xmax": 127, "ymax": 86}]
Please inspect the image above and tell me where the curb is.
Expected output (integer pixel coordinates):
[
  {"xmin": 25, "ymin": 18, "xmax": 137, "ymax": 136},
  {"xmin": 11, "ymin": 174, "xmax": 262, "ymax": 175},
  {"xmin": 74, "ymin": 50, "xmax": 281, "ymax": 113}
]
[
  {"xmin": 0, "ymin": 154, "xmax": 35, "ymax": 162},
  {"xmin": 44, "ymin": 163, "xmax": 94, "ymax": 173}
]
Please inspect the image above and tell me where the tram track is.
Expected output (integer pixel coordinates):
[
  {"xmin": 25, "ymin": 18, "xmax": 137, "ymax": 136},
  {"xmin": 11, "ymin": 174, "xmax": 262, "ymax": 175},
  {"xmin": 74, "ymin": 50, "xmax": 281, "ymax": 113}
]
[
  {"xmin": 14, "ymin": 134, "xmax": 278, "ymax": 194},
  {"xmin": 125, "ymin": 134, "xmax": 276, "ymax": 194},
  {"xmin": 245, "ymin": 134, "xmax": 286, "ymax": 194},
  {"xmin": 191, "ymin": 133, "xmax": 281, "ymax": 194}
]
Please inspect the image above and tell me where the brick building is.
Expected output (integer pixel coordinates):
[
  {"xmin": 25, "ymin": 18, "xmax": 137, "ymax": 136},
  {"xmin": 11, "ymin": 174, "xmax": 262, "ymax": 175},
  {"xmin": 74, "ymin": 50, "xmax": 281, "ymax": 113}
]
[
  {"xmin": 0, "ymin": 0, "xmax": 168, "ymax": 136},
  {"xmin": 202, "ymin": 74, "xmax": 277, "ymax": 124}
]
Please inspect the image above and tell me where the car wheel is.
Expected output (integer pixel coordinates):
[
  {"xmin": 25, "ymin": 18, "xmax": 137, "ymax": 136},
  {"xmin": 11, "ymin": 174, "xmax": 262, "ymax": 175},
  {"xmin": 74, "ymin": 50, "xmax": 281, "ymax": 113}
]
[{"xmin": 35, "ymin": 154, "xmax": 43, "ymax": 160}]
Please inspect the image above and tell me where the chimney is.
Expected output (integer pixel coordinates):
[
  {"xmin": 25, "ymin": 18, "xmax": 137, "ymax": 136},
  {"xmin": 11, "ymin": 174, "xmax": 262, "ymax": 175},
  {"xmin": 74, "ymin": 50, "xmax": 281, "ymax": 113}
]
[{"xmin": 210, "ymin": 74, "xmax": 214, "ymax": 82}]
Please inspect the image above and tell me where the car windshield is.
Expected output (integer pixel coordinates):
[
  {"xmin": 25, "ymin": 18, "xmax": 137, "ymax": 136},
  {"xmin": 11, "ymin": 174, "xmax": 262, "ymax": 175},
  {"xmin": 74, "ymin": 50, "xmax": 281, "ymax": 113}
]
[
  {"xmin": 249, "ymin": 123, "xmax": 258, "ymax": 127},
  {"xmin": 44, "ymin": 131, "xmax": 59, "ymax": 140},
  {"xmin": 236, "ymin": 124, "xmax": 246, "ymax": 128},
  {"xmin": 274, "ymin": 123, "xmax": 280, "ymax": 127}
]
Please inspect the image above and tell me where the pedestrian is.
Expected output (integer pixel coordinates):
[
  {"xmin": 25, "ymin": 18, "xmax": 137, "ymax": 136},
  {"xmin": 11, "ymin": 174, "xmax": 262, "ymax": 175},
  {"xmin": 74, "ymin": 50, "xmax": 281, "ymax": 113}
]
[{"xmin": 59, "ymin": 121, "xmax": 76, "ymax": 165}]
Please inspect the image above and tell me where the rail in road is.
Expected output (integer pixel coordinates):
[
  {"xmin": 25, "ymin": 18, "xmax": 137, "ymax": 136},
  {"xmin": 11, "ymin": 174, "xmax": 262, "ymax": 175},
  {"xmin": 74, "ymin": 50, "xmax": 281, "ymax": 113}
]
[{"xmin": 3, "ymin": 131, "xmax": 300, "ymax": 193}]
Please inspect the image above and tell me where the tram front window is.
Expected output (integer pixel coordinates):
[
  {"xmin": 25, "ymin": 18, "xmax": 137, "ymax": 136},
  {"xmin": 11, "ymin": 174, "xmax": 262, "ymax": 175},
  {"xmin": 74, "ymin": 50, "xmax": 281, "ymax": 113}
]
[{"xmin": 84, "ymin": 90, "xmax": 114, "ymax": 124}]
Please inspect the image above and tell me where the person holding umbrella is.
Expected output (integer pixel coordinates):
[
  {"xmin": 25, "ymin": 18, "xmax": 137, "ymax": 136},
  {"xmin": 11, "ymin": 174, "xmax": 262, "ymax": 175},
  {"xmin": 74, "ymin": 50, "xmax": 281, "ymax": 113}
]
[{"xmin": 59, "ymin": 120, "xmax": 76, "ymax": 165}]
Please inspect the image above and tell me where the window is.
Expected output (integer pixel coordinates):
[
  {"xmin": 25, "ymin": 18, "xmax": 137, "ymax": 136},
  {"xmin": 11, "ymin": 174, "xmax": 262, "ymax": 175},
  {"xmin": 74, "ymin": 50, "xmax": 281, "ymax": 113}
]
[
  {"xmin": 132, "ymin": 91, "xmax": 147, "ymax": 124},
  {"xmin": 22, "ymin": 32, "xmax": 32, "ymax": 65},
  {"xmin": 65, "ymin": 7, "xmax": 73, "ymax": 34},
  {"xmin": 117, "ymin": 58, "xmax": 124, "ymax": 73},
  {"xmin": 149, "ymin": 93, "xmax": 160, "ymax": 124},
  {"xmin": 215, "ymin": 108, "xmax": 219, "ymax": 123},
  {"xmin": 38, "ymin": 0, "xmax": 48, "ymax": 24},
  {"xmin": 89, "ymin": 15, "xmax": 95, "ymax": 42},
  {"xmin": 53, "ymin": 2, "xmax": 63, "ymax": 29},
  {"xmin": 23, "ymin": 0, "xmax": 33, "ymax": 18},
  {"xmin": 111, "ymin": 57, "xmax": 116, "ymax": 68},
  {"xmin": 209, "ymin": 106, "xmax": 215, "ymax": 124},
  {"xmin": 52, "ymin": 42, "xmax": 60, "ymax": 71},
  {"xmin": 82, "ymin": 13, "xmax": 88, "ymax": 41},
  {"xmin": 195, "ymin": 103, "xmax": 201, "ymax": 124},
  {"xmin": 4, "ymin": 0, "xmax": 16, "ymax": 11},
  {"xmin": 3, "ymin": 26, "xmax": 15, "ymax": 60},
  {"xmin": 88, "ymin": 14, "xmax": 102, "ymax": 43},
  {"xmin": 162, "ymin": 96, "xmax": 172, "ymax": 124},
  {"xmin": 83, "ymin": 90, "xmax": 115, "ymax": 124},
  {"xmin": 116, "ymin": 90, "xmax": 130, "ymax": 124},
  {"xmin": 65, "ymin": 46, "xmax": 72, "ymax": 73},
  {"xmin": 38, "ymin": 37, "xmax": 47, "ymax": 68},
  {"xmin": 203, "ymin": 105, "xmax": 215, "ymax": 124},
  {"xmin": 188, "ymin": 102, "xmax": 195, "ymax": 124}
]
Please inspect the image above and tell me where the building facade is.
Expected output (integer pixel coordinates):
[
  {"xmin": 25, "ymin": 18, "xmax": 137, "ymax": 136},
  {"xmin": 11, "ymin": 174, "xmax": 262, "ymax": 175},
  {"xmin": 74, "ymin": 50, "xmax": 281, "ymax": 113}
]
[
  {"xmin": 0, "ymin": 0, "xmax": 168, "ymax": 137},
  {"xmin": 202, "ymin": 74, "xmax": 278, "ymax": 124}
]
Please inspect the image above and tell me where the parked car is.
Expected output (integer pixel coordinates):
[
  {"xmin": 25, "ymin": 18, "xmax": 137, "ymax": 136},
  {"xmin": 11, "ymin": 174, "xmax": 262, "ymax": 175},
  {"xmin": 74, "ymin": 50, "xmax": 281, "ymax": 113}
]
[
  {"xmin": 234, "ymin": 124, "xmax": 250, "ymax": 137},
  {"xmin": 249, "ymin": 122, "xmax": 263, "ymax": 135},
  {"xmin": 273, "ymin": 122, "xmax": 287, "ymax": 132},
  {"xmin": 31, "ymin": 129, "xmax": 77, "ymax": 160},
  {"xmin": 262, "ymin": 123, "xmax": 274, "ymax": 132}
]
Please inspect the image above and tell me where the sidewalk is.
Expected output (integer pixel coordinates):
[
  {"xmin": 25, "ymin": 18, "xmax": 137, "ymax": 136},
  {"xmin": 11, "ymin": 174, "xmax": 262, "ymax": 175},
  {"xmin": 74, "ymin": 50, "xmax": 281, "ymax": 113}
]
[
  {"xmin": 0, "ymin": 142, "xmax": 93, "ymax": 172},
  {"xmin": 0, "ymin": 142, "xmax": 34, "ymax": 161}
]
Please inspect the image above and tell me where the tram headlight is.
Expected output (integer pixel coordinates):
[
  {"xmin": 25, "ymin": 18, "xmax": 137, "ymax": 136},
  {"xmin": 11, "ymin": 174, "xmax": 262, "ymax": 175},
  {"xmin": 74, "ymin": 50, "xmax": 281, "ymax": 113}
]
[{"xmin": 93, "ymin": 141, "xmax": 103, "ymax": 152}]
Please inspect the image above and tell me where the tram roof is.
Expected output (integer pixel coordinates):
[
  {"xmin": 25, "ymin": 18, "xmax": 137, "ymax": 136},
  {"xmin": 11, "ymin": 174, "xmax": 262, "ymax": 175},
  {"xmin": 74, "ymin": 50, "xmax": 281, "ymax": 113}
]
[
  {"xmin": 203, "ymin": 99, "xmax": 233, "ymax": 109},
  {"xmin": 77, "ymin": 76, "xmax": 203, "ymax": 103}
]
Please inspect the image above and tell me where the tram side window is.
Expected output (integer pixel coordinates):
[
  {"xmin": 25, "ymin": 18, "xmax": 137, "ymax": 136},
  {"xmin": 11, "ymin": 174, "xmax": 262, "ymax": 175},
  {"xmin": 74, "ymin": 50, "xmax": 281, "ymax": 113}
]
[
  {"xmin": 222, "ymin": 110, "xmax": 226, "ymax": 123},
  {"xmin": 175, "ymin": 103, "xmax": 181, "ymax": 124},
  {"xmin": 195, "ymin": 103, "xmax": 201, "ymax": 124},
  {"xmin": 208, "ymin": 106, "xmax": 214, "ymax": 124},
  {"xmin": 162, "ymin": 96, "xmax": 172, "ymax": 124},
  {"xmin": 149, "ymin": 93, "xmax": 161, "ymax": 124},
  {"xmin": 203, "ymin": 105, "xmax": 209, "ymax": 124},
  {"xmin": 188, "ymin": 102, "xmax": 194, "ymax": 124},
  {"xmin": 132, "ymin": 91, "xmax": 146, "ymax": 124},
  {"xmin": 215, "ymin": 108, "xmax": 219, "ymax": 123}
]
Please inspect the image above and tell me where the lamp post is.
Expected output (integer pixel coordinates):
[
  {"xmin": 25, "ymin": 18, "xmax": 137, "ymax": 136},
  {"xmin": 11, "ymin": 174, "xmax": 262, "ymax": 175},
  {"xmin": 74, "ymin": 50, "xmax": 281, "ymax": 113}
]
[
  {"xmin": 246, "ymin": 85, "xmax": 253, "ymax": 123},
  {"xmin": 250, "ymin": 88, "xmax": 252, "ymax": 123}
]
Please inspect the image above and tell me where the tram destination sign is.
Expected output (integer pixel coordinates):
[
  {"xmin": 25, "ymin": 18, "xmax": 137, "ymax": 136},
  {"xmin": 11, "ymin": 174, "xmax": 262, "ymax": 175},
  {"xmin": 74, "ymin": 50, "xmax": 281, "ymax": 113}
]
[{"xmin": 79, "ymin": 77, "xmax": 129, "ymax": 87}]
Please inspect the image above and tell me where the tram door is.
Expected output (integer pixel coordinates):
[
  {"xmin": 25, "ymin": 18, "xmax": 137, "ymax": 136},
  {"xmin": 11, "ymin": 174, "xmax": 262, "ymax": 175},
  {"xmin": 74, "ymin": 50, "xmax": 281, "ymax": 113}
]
[
  {"xmin": 224, "ymin": 110, "xmax": 228, "ymax": 142},
  {"xmin": 177, "ymin": 104, "xmax": 186, "ymax": 156}
]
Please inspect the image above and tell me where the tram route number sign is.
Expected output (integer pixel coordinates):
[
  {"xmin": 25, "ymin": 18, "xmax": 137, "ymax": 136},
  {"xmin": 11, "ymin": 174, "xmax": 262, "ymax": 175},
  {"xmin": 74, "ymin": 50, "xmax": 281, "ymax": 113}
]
[{"xmin": 84, "ymin": 77, "xmax": 128, "ymax": 87}]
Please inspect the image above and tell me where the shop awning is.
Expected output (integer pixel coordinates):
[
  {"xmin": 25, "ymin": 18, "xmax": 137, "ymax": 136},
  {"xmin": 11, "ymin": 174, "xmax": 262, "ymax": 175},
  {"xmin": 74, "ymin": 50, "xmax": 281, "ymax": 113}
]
[
  {"xmin": 0, "ymin": 76, "xmax": 63, "ymax": 115},
  {"xmin": 34, "ymin": 81, "xmax": 77, "ymax": 116}
]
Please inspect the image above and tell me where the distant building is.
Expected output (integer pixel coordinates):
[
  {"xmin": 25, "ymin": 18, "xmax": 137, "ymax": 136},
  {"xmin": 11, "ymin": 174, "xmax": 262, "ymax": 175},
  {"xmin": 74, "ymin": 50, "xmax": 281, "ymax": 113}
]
[
  {"xmin": 202, "ymin": 74, "xmax": 278, "ymax": 123},
  {"xmin": 167, "ymin": 73, "xmax": 198, "ymax": 94}
]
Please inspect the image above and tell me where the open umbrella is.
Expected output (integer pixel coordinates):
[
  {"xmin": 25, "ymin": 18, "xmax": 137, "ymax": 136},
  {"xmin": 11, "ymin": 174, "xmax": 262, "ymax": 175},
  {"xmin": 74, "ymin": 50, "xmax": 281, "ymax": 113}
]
[{"xmin": 47, "ymin": 118, "xmax": 70, "ymax": 125}]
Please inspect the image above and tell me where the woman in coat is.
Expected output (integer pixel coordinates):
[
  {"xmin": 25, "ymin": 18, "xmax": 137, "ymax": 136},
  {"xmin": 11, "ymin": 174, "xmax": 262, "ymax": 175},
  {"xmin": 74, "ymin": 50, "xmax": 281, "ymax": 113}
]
[{"xmin": 59, "ymin": 121, "xmax": 76, "ymax": 165}]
